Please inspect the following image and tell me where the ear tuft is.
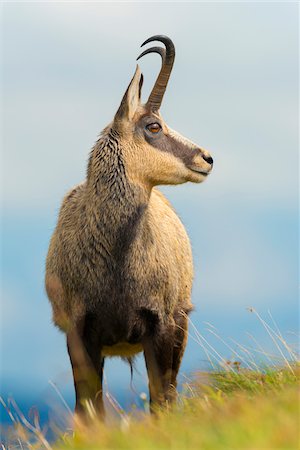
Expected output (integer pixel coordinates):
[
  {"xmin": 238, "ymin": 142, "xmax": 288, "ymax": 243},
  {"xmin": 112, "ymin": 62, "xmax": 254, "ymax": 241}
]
[{"xmin": 115, "ymin": 65, "xmax": 143, "ymax": 122}]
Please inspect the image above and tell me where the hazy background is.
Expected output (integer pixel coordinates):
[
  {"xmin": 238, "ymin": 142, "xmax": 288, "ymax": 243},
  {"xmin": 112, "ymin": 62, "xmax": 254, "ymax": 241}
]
[{"xmin": 1, "ymin": 2, "xmax": 298, "ymax": 421}]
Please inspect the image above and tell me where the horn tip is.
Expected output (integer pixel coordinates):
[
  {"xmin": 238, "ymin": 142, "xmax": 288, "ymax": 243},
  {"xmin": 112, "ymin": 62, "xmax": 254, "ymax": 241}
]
[{"xmin": 140, "ymin": 35, "xmax": 174, "ymax": 48}]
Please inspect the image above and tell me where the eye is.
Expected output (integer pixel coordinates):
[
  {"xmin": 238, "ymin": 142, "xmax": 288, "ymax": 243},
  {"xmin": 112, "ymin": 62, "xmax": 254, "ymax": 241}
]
[{"xmin": 146, "ymin": 123, "xmax": 162, "ymax": 134}]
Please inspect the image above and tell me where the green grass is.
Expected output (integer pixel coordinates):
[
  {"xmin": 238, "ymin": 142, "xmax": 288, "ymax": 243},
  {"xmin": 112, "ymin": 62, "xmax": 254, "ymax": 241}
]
[{"xmin": 55, "ymin": 365, "xmax": 299, "ymax": 450}]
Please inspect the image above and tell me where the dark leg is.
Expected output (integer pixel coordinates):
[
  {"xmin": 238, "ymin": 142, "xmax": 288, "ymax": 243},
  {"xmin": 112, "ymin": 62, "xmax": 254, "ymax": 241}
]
[
  {"xmin": 143, "ymin": 321, "xmax": 175, "ymax": 413},
  {"xmin": 169, "ymin": 310, "xmax": 189, "ymax": 400},
  {"xmin": 67, "ymin": 317, "xmax": 104, "ymax": 420}
]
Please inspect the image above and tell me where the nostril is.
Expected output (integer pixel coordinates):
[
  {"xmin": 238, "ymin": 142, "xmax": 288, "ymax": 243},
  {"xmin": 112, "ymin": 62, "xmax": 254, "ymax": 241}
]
[{"xmin": 203, "ymin": 155, "xmax": 213, "ymax": 165}]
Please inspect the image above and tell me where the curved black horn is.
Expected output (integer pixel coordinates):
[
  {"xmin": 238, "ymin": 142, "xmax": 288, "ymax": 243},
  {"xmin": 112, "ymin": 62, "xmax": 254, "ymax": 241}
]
[
  {"xmin": 136, "ymin": 35, "xmax": 175, "ymax": 111},
  {"xmin": 137, "ymin": 46, "xmax": 166, "ymax": 64}
]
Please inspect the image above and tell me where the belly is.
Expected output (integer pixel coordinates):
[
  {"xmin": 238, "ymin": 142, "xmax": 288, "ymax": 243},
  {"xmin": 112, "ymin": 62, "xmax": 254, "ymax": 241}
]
[{"xmin": 102, "ymin": 342, "xmax": 143, "ymax": 357}]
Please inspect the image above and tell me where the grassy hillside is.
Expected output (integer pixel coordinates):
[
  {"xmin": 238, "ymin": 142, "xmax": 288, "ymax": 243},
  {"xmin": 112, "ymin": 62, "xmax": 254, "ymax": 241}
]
[{"xmin": 55, "ymin": 365, "xmax": 299, "ymax": 450}]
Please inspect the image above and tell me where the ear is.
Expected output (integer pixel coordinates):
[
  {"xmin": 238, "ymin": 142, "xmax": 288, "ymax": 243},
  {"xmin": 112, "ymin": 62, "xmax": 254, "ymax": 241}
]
[{"xmin": 115, "ymin": 65, "xmax": 143, "ymax": 122}]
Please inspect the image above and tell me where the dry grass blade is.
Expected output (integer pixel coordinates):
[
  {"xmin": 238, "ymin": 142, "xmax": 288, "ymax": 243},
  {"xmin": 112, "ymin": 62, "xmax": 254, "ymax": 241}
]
[
  {"xmin": 246, "ymin": 332, "xmax": 278, "ymax": 365},
  {"xmin": 206, "ymin": 328, "xmax": 257, "ymax": 371},
  {"xmin": 48, "ymin": 381, "xmax": 73, "ymax": 418},
  {"xmin": 187, "ymin": 315, "xmax": 233, "ymax": 371},
  {"xmin": 0, "ymin": 397, "xmax": 16, "ymax": 424},
  {"xmin": 267, "ymin": 309, "xmax": 299, "ymax": 361},
  {"xmin": 248, "ymin": 307, "xmax": 296, "ymax": 375},
  {"xmin": 7, "ymin": 398, "xmax": 52, "ymax": 450},
  {"xmin": 177, "ymin": 313, "xmax": 217, "ymax": 369},
  {"xmin": 229, "ymin": 338, "xmax": 263, "ymax": 370}
]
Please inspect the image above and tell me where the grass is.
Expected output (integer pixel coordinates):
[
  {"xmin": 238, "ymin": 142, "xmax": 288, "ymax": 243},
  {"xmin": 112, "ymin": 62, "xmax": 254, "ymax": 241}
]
[
  {"xmin": 1, "ymin": 309, "xmax": 299, "ymax": 450},
  {"xmin": 55, "ymin": 365, "xmax": 299, "ymax": 450}
]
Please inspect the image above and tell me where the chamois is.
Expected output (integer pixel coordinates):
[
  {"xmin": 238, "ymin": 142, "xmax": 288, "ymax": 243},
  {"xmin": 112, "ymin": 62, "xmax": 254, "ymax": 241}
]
[{"xmin": 45, "ymin": 35, "xmax": 213, "ymax": 419}]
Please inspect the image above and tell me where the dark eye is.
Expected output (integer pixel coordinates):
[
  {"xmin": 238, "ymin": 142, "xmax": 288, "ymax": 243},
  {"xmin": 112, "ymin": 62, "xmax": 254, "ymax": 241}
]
[{"xmin": 146, "ymin": 123, "xmax": 161, "ymax": 134}]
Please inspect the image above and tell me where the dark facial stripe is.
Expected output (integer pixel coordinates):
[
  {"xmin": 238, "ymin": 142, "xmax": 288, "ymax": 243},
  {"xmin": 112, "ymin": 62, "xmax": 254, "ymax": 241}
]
[{"xmin": 144, "ymin": 132, "xmax": 199, "ymax": 166}]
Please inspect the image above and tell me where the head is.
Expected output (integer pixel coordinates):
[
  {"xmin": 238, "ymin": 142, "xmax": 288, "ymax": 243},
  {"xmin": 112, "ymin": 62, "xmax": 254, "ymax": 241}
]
[{"xmin": 112, "ymin": 35, "xmax": 213, "ymax": 188}]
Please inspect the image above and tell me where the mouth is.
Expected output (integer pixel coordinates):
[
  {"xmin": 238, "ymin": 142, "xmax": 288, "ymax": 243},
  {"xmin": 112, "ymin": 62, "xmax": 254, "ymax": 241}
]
[{"xmin": 188, "ymin": 167, "xmax": 209, "ymax": 176}]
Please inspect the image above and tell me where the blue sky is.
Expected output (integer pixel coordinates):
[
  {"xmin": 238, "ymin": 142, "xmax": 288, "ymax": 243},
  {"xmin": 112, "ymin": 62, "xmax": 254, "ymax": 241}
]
[{"xmin": 1, "ymin": 2, "xmax": 298, "ymax": 419}]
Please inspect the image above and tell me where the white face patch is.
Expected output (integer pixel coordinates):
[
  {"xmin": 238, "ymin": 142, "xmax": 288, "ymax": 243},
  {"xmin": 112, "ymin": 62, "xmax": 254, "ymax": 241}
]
[{"xmin": 167, "ymin": 127, "xmax": 199, "ymax": 150}]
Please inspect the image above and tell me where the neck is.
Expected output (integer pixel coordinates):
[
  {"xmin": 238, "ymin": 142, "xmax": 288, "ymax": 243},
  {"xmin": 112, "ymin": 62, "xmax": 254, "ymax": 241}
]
[{"xmin": 85, "ymin": 129, "xmax": 150, "ymax": 255}]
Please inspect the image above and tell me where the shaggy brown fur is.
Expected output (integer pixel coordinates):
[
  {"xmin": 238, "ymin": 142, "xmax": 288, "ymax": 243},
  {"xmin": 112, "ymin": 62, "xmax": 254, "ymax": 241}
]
[{"xmin": 45, "ymin": 37, "xmax": 213, "ymax": 419}]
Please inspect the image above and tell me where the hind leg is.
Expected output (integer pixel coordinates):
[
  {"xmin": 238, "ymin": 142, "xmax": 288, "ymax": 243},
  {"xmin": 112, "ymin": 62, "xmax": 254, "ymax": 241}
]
[
  {"xmin": 168, "ymin": 310, "xmax": 189, "ymax": 402},
  {"xmin": 143, "ymin": 321, "xmax": 175, "ymax": 412}
]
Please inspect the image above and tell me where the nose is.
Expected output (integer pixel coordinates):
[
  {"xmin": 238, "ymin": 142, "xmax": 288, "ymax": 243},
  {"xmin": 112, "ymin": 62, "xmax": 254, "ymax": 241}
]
[{"xmin": 202, "ymin": 154, "xmax": 213, "ymax": 165}]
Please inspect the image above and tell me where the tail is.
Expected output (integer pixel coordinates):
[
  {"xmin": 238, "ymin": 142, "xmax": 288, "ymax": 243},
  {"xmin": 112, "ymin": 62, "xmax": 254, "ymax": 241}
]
[{"xmin": 123, "ymin": 356, "xmax": 138, "ymax": 395}]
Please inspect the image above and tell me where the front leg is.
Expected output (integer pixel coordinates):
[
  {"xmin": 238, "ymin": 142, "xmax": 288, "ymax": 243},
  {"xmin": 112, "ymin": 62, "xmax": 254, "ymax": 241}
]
[
  {"xmin": 67, "ymin": 316, "xmax": 105, "ymax": 421},
  {"xmin": 143, "ymin": 321, "xmax": 175, "ymax": 412}
]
